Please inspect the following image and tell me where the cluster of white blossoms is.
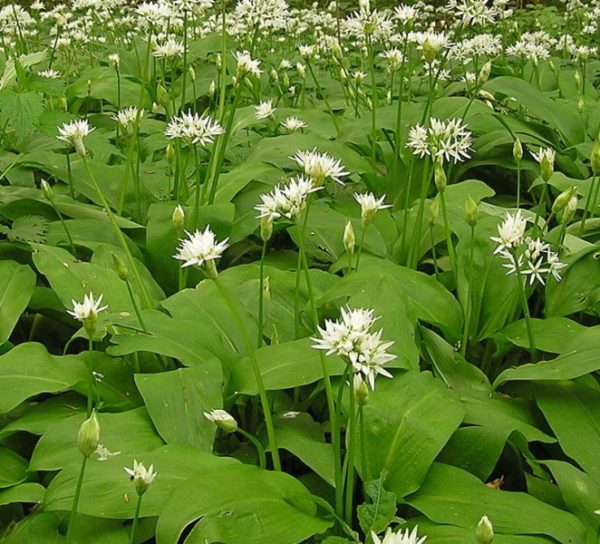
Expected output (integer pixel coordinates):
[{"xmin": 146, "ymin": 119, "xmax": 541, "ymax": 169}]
[
  {"xmin": 407, "ymin": 118, "xmax": 472, "ymax": 163},
  {"xmin": 280, "ymin": 117, "xmax": 307, "ymax": 132},
  {"xmin": 124, "ymin": 459, "xmax": 157, "ymax": 496},
  {"xmin": 67, "ymin": 292, "xmax": 108, "ymax": 322},
  {"xmin": 233, "ymin": 50, "xmax": 262, "ymax": 78},
  {"xmin": 255, "ymin": 99, "xmax": 276, "ymax": 120},
  {"xmin": 173, "ymin": 226, "xmax": 229, "ymax": 270},
  {"xmin": 164, "ymin": 111, "xmax": 224, "ymax": 146},
  {"xmin": 312, "ymin": 307, "xmax": 395, "ymax": 390},
  {"xmin": 255, "ymin": 175, "xmax": 321, "ymax": 223},
  {"xmin": 112, "ymin": 106, "xmax": 143, "ymax": 132},
  {"xmin": 292, "ymin": 149, "xmax": 349, "ymax": 185},
  {"xmin": 57, "ymin": 119, "xmax": 95, "ymax": 156},
  {"xmin": 491, "ymin": 210, "xmax": 566, "ymax": 285},
  {"xmin": 372, "ymin": 525, "xmax": 427, "ymax": 544},
  {"xmin": 354, "ymin": 192, "xmax": 391, "ymax": 226},
  {"xmin": 152, "ymin": 36, "xmax": 185, "ymax": 59}
]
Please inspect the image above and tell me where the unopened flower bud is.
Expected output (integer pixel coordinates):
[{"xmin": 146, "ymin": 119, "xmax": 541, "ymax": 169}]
[
  {"xmin": 386, "ymin": 90, "xmax": 392, "ymax": 104},
  {"xmin": 422, "ymin": 39, "xmax": 437, "ymax": 63},
  {"xmin": 86, "ymin": 79, "xmax": 92, "ymax": 96},
  {"xmin": 270, "ymin": 68, "xmax": 278, "ymax": 82},
  {"xmin": 478, "ymin": 61, "xmax": 491, "ymax": 85},
  {"xmin": 188, "ymin": 66, "xmax": 196, "ymax": 82},
  {"xmin": 111, "ymin": 252, "xmax": 129, "ymax": 281},
  {"xmin": 354, "ymin": 375, "xmax": 369, "ymax": 406},
  {"xmin": 475, "ymin": 515, "xmax": 494, "ymax": 544},
  {"xmin": 282, "ymin": 73, "xmax": 290, "ymax": 89},
  {"xmin": 208, "ymin": 80, "xmax": 216, "ymax": 98},
  {"xmin": 204, "ymin": 409, "xmax": 238, "ymax": 433},
  {"xmin": 343, "ymin": 220, "xmax": 355, "ymax": 256},
  {"xmin": 172, "ymin": 204, "xmax": 185, "ymax": 230},
  {"xmin": 166, "ymin": 143, "xmax": 175, "ymax": 164},
  {"xmin": 574, "ymin": 70, "xmax": 581, "ymax": 90},
  {"xmin": 552, "ymin": 185, "xmax": 578, "ymax": 214},
  {"xmin": 428, "ymin": 196, "xmax": 440, "ymax": 226},
  {"xmin": 151, "ymin": 102, "xmax": 161, "ymax": 114},
  {"xmin": 41, "ymin": 179, "xmax": 53, "ymax": 201},
  {"xmin": 78, "ymin": 411, "xmax": 100, "ymax": 457},
  {"xmin": 513, "ymin": 137, "xmax": 523, "ymax": 162},
  {"xmin": 540, "ymin": 154, "xmax": 554, "ymax": 183},
  {"xmin": 260, "ymin": 216, "xmax": 273, "ymax": 241},
  {"xmin": 215, "ymin": 53, "xmax": 222, "ymax": 70},
  {"xmin": 434, "ymin": 157, "xmax": 447, "ymax": 192},
  {"xmin": 591, "ymin": 139, "xmax": 600, "ymax": 174},
  {"xmin": 464, "ymin": 196, "xmax": 478, "ymax": 227},
  {"xmin": 157, "ymin": 83, "xmax": 169, "ymax": 108},
  {"xmin": 58, "ymin": 96, "xmax": 68, "ymax": 111},
  {"xmin": 332, "ymin": 40, "xmax": 343, "ymax": 60},
  {"xmin": 578, "ymin": 97, "xmax": 585, "ymax": 114},
  {"xmin": 558, "ymin": 194, "xmax": 578, "ymax": 225}
]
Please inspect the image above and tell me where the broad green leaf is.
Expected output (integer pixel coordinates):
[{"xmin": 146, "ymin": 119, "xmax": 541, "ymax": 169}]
[
  {"xmin": 274, "ymin": 412, "xmax": 335, "ymax": 486},
  {"xmin": 0, "ymin": 260, "xmax": 36, "ymax": 343},
  {"xmin": 535, "ymin": 382, "xmax": 600, "ymax": 485},
  {"xmin": 30, "ymin": 407, "xmax": 163, "ymax": 471},
  {"xmin": 545, "ymin": 460, "xmax": 600, "ymax": 543},
  {"xmin": 357, "ymin": 471, "xmax": 397, "ymax": 536},
  {"xmin": 229, "ymin": 338, "xmax": 345, "ymax": 395},
  {"xmin": 0, "ymin": 448, "xmax": 28, "ymax": 488},
  {"xmin": 0, "ymin": 90, "xmax": 44, "ymax": 139},
  {"xmin": 494, "ymin": 328, "xmax": 600, "ymax": 387},
  {"xmin": 407, "ymin": 463, "xmax": 586, "ymax": 543},
  {"xmin": 0, "ymin": 513, "xmax": 64, "ymax": 544},
  {"xmin": 499, "ymin": 317, "xmax": 587, "ymax": 353},
  {"xmin": 135, "ymin": 363, "xmax": 222, "ymax": 451},
  {"xmin": 45, "ymin": 445, "xmax": 237, "ymax": 518},
  {"xmin": 156, "ymin": 462, "xmax": 332, "ymax": 544},
  {"xmin": 358, "ymin": 372, "xmax": 464, "ymax": 498},
  {"xmin": 0, "ymin": 483, "xmax": 45, "ymax": 507},
  {"xmin": 0, "ymin": 342, "xmax": 87, "ymax": 414}
]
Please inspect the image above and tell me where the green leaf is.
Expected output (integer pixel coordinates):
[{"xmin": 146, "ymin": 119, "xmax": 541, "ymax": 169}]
[
  {"xmin": 5, "ymin": 215, "xmax": 48, "ymax": 242},
  {"xmin": 0, "ymin": 90, "xmax": 44, "ymax": 139},
  {"xmin": 0, "ymin": 483, "xmax": 45, "ymax": 507},
  {"xmin": 44, "ymin": 445, "xmax": 238, "ymax": 518},
  {"xmin": 358, "ymin": 372, "xmax": 464, "ymax": 498},
  {"xmin": 0, "ymin": 448, "xmax": 28, "ymax": 488},
  {"xmin": 155, "ymin": 462, "xmax": 332, "ymax": 544},
  {"xmin": 0, "ymin": 260, "xmax": 36, "ymax": 343},
  {"xmin": 0, "ymin": 342, "xmax": 87, "ymax": 414},
  {"xmin": 135, "ymin": 363, "xmax": 222, "ymax": 451},
  {"xmin": 499, "ymin": 317, "xmax": 587, "ymax": 353},
  {"xmin": 493, "ymin": 328, "xmax": 600, "ymax": 387},
  {"xmin": 357, "ymin": 471, "xmax": 397, "ymax": 536},
  {"xmin": 535, "ymin": 382, "xmax": 600, "ymax": 485},
  {"xmin": 407, "ymin": 463, "xmax": 586, "ymax": 543},
  {"xmin": 274, "ymin": 412, "xmax": 335, "ymax": 486},
  {"xmin": 30, "ymin": 407, "xmax": 163, "ymax": 471}
]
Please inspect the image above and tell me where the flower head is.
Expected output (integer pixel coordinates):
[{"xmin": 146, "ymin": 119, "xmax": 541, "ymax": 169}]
[
  {"xmin": 124, "ymin": 459, "xmax": 157, "ymax": 496},
  {"xmin": 281, "ymin": 117, "xmax": 307, "ymax": 132},
  {"xmin": 153, "ymin": 37, "xmax": 185, "ymax": 59},
  {"xmin": 354, "ymin": 192, "xmax": 391, "ymax": 226},
  {"xmin": 372, "ymin": 526, "xmax": 427, "ymax": 544},
  {"xmin": 256, "ymin": 175, "xmax": 320, "ymax": 223},
  {"xmin": 407, "ymin": 118, "xmax": 472, "ymax": 163},
  {"xmin": 292, "ymin": 148, "xmax": 349, "ymax": 185},
  {"xmin": 490, "ymin": 210, "xmax": 527, "ymax": 254},
  {"xmin": 57, "ymin": 119, "xmax": 95, "ymax": 156},
  {"xmin": 165, "ymin": 111, "xmax": 224, "ymax": 146},
  {"xmin": 113, "ymin": 106, "xmax": 143, "ymax": 133},
  {"xmin": 233, "ymin": 50, "xmax": 262, "ymax": 78},
  {"xmin": 173, "ymin": 227, "xmax": 229, "ymax": 277},
  {"xmin": 67, "ymin": 293, "xmax": 108, "ymax": 336},
  {"xmin": 531, "ymin": 147, "xmax": 555, "ymax": 182},
  {"xmin": 255, "ymin": 99, "xmax": 276, "ymax": 120},
  {"xmin": 204, "ymin": 409, "xmax": 238, "ymax": 433},
  {"xmin": 95, "ymin": 444, "xmax": 121, "ymax": 461}
]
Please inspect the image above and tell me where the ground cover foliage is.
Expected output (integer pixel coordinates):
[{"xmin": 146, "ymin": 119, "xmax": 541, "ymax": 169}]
[{"xmin": 0, "ymin": 0, "xmax": 599, "ymax": 542}]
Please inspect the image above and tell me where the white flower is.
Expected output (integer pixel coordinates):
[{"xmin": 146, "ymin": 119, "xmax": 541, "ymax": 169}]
[
  {"xmin": 380, "ymin": 48, "xmax": 404, "ymax": 71},
  {"xmin": 312, "ymin": 307, "xmax": 395, "ymax": 390},
  {"xmin": 124, "ymin": 459, "xmax": 157, "ymax": 495},
  {"xmin": 173, "ymin": 227, "xmax": 229, "ymax": 270},
  {"xmin": 407, "ymin": 118, "xmax": 472, "ymax": 163},
  {"xmin": 57, "ymin": 119, "xmax": 95, "ymax": 156},
  {"xmin": 281, "ymin": 117, "xmax": 307, "ymax": 132},
  {"xmin": 255, "ymin": 99, "xmax": 276, "ymax": 120},
  {"xmin": 38, "ymin": 68, "xmax": 60, "ymax": 79},
  {"xmin": 490, "ymin": 210, "xmax": 527, "ymax": 254},
  {"xmin": 113, "ymin": 107, "xmax": 143, "ymax": 131},
  {"xmin": 165, "ymin": 111, "xmax": 225, "ymax": 146},
  {"xmin": 256, "ymin": 175, "xmax": 321, "ymax": 222},
  {"xmin": 95, "ymin": 444, "xmax": 121, "ymax": 461},
  {"xmin": 108, "ymin": 53, "xmax": 120, "ymax": 68},
  {"xmin": 67, "ymin": 293, "xmax": 108, "ymax": 322},
  {"xmin": 153, "ymin": 37, "xmax": 185, "ymax": 59},
  {"xmin": 354, "ymin": 192, "xmax": 391, "ymax": 225},
  {"xmin": 233, "ymin": 50, "xmax": 262, "ymax": 78},
  {"xmin": 372, "ymin": 526, "xmax": 427, "ymax": 544},
  {"xmin": 393, "ymin": 4, "xmax": 419, "ymax": 24},
  {"xmin": 204, "ymin": 409, "xmax": 238, "ymax": 433},
  {"xmin": 291, "ymin": 148, "xmax": 349, "ymax": 185}
]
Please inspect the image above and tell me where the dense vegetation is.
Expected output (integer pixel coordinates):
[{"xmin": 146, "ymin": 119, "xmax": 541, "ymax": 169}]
[{"xmin": 0, "ymin": 0, "xmax": 599, "ymax": 542}]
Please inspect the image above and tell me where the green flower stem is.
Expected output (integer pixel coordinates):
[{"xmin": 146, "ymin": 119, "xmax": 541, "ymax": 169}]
[
  {"xmin": 354, "ymin": 225, "xmax": 368, "ymax": 272},
  {"xmin": 213, "ymin": 278, "xmax": 282, "ymax": 471},
  {"xmin": 430, "ymin": 225, "xmax": 440, "ymax": 282},
  {"xmin": 295, "ymin": 203, "xmax": 343, "ymax": 519},
  {"xmin": 580, "ymin": 173, "xmax": 598, "ymax": 234},
  {"xmin": 237, "ymin": 427, "xmax": 267, "ymax": 469},
  {"xmin": 86, "ymin": 337, "xmax": 94, "ymax": 417},
  {"xmin": 344, "ymin": 383, "xmax": 357, "ymax": 526},
  {"xmin": 460, "ymin": 225, "xmax": 475, "ymax": 358},
  {"xmin": 218, "ymin": 0, "xmax": 228, "ymax": 122},
  {"xmin": 125, "ymin": 279, "xmax": 147, "ymax": 333},
  {"xmin": 394, "ymin": 37, "xmax": 409, "ymax": 162},
  {"xmin": 257, "ymin": 240, "xmax": 268, "ymax": 347},
  {"xmin": 368, "ymin": 39, "xmax": 378, "ymax": 167},
  {"xmin": 117, "ymin": 136, "xmax": 135, "ymax": 216},
  {"xmin": 439, "ymin": 189, "xmax": 458, "ymax": 287},
  {"xmin": 512, "ymin": 254, "xmax": 537, "ymax": 362},
  {"xmin": 129, "ymin": 494, "xmax": 143, "ymax": 544},
  {"xmin": 516, "ymin": 159, "xmax": 522, "ymax": 208},
  {"xmin": 81, "ymin": 156, "xmax": 153, "ymax": 309},
  {"xmin": 358, "ymin": 405, "xmax": 367, "ymax": 480},
  {"xmin": 191, "ymin": 144, "xmax": 203, "ymax": 228},
  {"xmin": 408, "ymin": 158, "xmax": 433, "ymax": 269},
  {"xmin": 306, "ymin": 60, "xmax": 339, "ymax": 133},
  {"xmin": 66, "ymin": 153, "xmax": 75, "ymax": 199},
  {"xmin": 180, "ymin": 12, "xmax": 188, "ymax": 113},
  {"xmin": 51, "ymin": 201, "xmax": 76, "ymax": 255},
  {"xmin": 66, "ymin": 454, "xmax": 88, "ymax": 543}
]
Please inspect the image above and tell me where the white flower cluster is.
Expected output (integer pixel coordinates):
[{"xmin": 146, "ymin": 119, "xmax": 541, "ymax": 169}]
[
  {"xmin": 491, "ymin": 211, "xmax": 566, "ymax": 285},
  {"xmin": 312, "ymin": 307, "xmax": 396, "ymax": 390},
  {"xmin": 255, "ymin": 175, "xmax": 321, "ymax": 223},
  {"xmin": 292, "ymin": 148, "xmax": 349, "ymax": 185},
  {"xmin": 173, "ymin": 226, "xmax": 229, "ymax": 269},
  {"xmin": 372, "ymin": 525, "xmax": 427, "ymax": 544},
  {"xmin": 164, "ymin": 111, "xmax": 224, "ymax": 146},
  {"xmin": 407, "ymin": 118, "xmax": 472, "ymax": 163}
]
